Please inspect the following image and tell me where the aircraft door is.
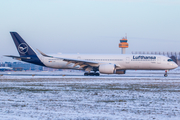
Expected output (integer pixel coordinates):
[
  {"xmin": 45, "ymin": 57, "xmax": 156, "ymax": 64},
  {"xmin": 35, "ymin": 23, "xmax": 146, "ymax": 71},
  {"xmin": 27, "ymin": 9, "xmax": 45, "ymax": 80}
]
[
  {"xmin": 157, "ymin": 57, "xmax": 161, "ymax": 64},
  {"xmin": 126, "ymin": 57, "xmax": 130, "ymax": 64}
]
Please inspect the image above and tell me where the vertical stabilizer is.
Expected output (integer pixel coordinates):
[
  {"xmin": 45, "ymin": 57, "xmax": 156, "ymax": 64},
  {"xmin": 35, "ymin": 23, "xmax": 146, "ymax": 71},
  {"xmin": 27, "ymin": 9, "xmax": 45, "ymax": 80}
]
[
  {"xmin": 9, "ymin": 32, "xmax": 44, "ymax": 66},
  {"xmin": 10, "ymin": 32, "xmax": 37, "ymax": 57}
]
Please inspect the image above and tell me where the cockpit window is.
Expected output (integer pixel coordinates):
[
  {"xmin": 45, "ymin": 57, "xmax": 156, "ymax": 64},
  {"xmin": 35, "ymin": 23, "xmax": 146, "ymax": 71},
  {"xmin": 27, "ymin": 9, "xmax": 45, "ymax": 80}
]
[{"xmin": 167, "ymin": 59, "xmax": 173, "ymax": 62}]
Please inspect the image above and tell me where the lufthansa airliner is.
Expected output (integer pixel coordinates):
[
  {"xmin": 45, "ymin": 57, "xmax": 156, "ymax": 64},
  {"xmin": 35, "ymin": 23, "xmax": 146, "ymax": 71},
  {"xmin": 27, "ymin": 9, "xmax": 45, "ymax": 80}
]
[{"xmin": 5, "ymin": 32, "xmax": 178, "ymax": 77}]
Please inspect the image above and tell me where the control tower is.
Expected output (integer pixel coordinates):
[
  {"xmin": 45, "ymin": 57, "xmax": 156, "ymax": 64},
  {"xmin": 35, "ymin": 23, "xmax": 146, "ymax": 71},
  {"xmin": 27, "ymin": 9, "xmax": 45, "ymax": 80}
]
[{"xmin": 119, "ymin": 36, "xmax": 128, "ymax": 54}]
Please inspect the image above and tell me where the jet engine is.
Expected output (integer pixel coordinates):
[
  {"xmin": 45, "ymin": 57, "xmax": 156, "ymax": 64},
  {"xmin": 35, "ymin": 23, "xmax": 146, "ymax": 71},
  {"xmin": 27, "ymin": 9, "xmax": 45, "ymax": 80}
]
[
  {"xmin": 99, "ymin": 64, "xmax": 126, "ymax": 74},
  {"xmin": 99, "ymin": 64, "xmax": 116, "ymax": 74}
]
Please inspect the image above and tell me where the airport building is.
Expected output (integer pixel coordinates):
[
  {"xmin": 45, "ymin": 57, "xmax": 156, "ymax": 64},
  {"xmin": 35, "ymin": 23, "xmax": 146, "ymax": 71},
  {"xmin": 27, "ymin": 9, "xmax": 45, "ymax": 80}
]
[
  {"xmin": 0, "ymin": 62, "xmax": 43, "ymax": 71},
  {"xmin": 0, "ymin": 62, "xmax": 64, "ymax": 71}
]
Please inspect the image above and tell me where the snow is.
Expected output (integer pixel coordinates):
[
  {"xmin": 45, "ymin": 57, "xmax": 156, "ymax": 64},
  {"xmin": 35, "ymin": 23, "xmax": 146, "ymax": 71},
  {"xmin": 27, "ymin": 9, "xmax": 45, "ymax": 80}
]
[{"xmin": 0, "ymin": 69, "xmax": 180, "ymax": 119}]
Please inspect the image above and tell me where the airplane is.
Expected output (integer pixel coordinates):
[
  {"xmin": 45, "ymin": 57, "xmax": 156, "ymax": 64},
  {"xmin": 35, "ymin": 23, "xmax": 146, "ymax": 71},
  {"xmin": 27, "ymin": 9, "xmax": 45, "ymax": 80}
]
[{"xmin": 5, "ymin": 32, "xmax": 178, "ymax": 77}]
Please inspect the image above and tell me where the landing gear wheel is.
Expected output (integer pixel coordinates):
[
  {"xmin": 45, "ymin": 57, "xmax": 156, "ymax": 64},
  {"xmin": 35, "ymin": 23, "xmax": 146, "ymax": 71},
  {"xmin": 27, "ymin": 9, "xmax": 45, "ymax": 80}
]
[
  {"xmin": 89, "ymin": 73, "xmax": 94, "ymax": 76},
  {"xmin": 84, "ymin": 72, "xmax": 100, "ymax": 76},
  {"xmin": 95, "ymin": 73, "xmax": 100, "ymax": 76},
  {"xmin": 164, "ymin": 74, "xmax": 168, "ymax": 77},
  {"xmin": 84, "ymin": 73, "xmax": 88, "ymax": 76}
]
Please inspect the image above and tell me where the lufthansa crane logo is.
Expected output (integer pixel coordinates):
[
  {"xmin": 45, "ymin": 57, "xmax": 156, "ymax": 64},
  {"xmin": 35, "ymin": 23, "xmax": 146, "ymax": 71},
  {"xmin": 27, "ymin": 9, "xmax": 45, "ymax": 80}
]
[{"xmin": 18, "ymin": 43, "xmax": 28, "ymax": 54}]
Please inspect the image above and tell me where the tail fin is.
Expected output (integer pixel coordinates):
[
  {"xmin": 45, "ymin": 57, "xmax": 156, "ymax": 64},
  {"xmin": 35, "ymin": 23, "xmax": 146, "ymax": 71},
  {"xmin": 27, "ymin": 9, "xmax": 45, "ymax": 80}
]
[
  {"xmin": 9, "ymin": 32, "xmax": 44, "ymax": 66},
  {"xmin": 10, "ymin": 32, "xmax": 37, "ymax": 57}
]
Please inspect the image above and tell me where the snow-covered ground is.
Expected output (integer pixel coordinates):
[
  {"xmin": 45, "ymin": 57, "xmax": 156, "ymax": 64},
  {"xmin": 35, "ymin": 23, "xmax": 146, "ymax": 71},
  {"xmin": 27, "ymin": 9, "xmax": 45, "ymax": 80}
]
[{"xmin": 0, "ymin": 69, "xmax": 180, "ymax": 120}]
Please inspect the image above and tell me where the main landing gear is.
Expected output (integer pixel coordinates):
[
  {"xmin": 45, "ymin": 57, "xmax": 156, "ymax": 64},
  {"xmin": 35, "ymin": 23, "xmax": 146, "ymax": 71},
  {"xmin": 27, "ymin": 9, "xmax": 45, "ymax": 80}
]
[
  {"xmin": 84, "ymin": 72, "xmax": 100, "ymax": 76},
  {"xmin": 164, "ymin": 70, "xmax": 168, "ymax": 77}
]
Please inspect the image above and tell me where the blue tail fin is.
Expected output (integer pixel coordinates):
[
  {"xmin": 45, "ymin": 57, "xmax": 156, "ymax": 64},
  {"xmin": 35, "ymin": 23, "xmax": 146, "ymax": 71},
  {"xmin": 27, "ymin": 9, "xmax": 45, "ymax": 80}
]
[
  {"xmin": 10, "ymin": 32, "xmax": 44, "ymax": 66},
  {"xmin": 10, "ymin": 32, "xmax": 37, "ymax": 57}
]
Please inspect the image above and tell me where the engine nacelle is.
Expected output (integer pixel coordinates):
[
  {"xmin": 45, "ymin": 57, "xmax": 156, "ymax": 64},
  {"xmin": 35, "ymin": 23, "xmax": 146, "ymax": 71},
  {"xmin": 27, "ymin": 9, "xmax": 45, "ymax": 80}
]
[{"xmin": 99, "ymin": 64, "xmax": 116, "ymax": 74}]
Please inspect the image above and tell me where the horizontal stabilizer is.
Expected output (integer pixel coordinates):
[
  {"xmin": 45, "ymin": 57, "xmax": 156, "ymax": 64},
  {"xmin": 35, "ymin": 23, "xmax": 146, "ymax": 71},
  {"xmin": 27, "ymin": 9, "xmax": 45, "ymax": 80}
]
[{"xmin": 4, "ymin": 55, "xmax": 31, "ymax": 59}]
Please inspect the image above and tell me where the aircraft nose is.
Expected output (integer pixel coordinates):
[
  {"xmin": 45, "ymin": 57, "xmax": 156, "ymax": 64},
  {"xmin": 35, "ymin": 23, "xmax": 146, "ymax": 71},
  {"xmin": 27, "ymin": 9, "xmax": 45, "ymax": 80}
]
[
  {"xmin": 169, "ymin": 63, "xmax": 178, "ymax": 69},
  {"xmin": 174, "ymin": 63, "xmax": 178, "ymax": 68}
]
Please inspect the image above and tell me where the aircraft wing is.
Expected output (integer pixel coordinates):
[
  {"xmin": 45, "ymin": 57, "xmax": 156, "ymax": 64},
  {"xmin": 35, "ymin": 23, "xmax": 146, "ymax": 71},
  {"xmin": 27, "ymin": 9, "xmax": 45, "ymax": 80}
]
[{"xmin": 37, "ymin": 49, "xmax": 99, "ymax": 70}]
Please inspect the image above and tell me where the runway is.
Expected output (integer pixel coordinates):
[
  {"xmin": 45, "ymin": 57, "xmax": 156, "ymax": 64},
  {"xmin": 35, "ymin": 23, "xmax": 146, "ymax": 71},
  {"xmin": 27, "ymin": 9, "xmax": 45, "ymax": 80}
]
[
  {"xmin": 0, "ymin": 68, "xmax": 180, "ymax": 79},
  {"xmin": 0, "ymin": 69, "xmax": 180, "ymax": 120}
]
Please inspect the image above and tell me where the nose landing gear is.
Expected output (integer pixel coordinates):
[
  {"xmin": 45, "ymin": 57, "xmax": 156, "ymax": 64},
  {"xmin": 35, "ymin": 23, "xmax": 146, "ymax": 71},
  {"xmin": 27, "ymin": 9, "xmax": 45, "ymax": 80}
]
[{"xmin": 164, "ymin": 70, "xmax": 168, "ymax": 77}]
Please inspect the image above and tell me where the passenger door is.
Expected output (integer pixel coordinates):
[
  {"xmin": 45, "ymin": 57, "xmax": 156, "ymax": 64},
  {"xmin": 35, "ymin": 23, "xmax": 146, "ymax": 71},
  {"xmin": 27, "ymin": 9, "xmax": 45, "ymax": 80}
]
[
  {"xmin": 157, "ymin": 57, "xmax": 161, "ymax": 64},
  {"xmin": 126, "ymin": 57, "xmax": 130, "ymax": 64}
]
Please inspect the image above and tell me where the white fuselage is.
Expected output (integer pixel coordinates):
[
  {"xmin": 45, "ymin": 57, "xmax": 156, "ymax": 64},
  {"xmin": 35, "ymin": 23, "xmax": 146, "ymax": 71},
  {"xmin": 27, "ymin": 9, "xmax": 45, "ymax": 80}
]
[{"xmin": 39, "ymin": 54, "xmax": 178, "ymax": 70}]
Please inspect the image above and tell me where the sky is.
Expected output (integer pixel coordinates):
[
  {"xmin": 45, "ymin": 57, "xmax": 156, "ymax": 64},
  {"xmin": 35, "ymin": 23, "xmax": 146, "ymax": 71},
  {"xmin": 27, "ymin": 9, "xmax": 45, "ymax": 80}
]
[{"xmin": 0, "ymin": 0, "xmax": 180, "ymax": 62}]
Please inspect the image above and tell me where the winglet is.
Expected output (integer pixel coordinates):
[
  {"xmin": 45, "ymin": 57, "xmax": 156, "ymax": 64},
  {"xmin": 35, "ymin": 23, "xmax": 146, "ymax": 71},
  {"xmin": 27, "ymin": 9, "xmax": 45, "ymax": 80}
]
[{"xmin": 36, "ymin": 49, "xmax": 53, "ymax": 58}]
